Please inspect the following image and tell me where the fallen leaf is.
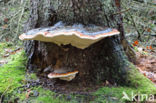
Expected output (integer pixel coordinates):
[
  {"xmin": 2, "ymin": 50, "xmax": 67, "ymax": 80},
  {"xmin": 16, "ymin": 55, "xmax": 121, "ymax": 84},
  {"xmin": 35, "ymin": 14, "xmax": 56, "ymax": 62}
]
[
  {"xmin": 26, "ymin": 89, "xmax": 31, "ymax": 99},
  {"xmin": 146, "ymin": 46, "xmax": 153, "ymax": 50},
  {"xmin": 147, "ymin": 28, "xmax": 151, "ymax": 32},
  {"xmin": 146, "ymin": 46, "xmax": 149, "ymax": 49},
  {"xmin": 133, "ymin": 40, "xmax": 139, "ymax": 46},
  {"xmin": 2, "ymin": 24, "xmax": 8, "ymax": 29},
  {"xmin": 4, "ymin": 18, "xmax": 9, "ymax": 23},
  {"xmin": 5, "ymin": 38, "xmax": 9, "ymax": 42},
  {"xmin": 149, "ymin": 46, "xmax": 153, "ymax": 50}
]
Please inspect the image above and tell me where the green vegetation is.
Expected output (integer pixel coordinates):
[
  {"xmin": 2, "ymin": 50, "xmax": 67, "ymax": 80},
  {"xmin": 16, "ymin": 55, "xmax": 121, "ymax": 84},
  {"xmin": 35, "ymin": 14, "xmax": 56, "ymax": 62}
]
[
  {"xmin": 0, "ymin": 48, "xmax": 26, "ymax": 103},
  {"xmin": 94, "ymin": 65, "xmax": 156, "ymax": 102},
  {"xmin": 122, "ymin": 0, "xmax": 156, "ymax": 42},
  {"xmin": 22, "ymin": 87, "xmax": 69, "ymax": 103},
  {"xmin": 0, "ymin": 0, "xmax": 29, "ymax": 42},
  {"xmin": 128, "ymin": 64, "xmax": 156, "ymax": 92},
  {"xmin": 0, "ymin": 49, "xmax": 26, "ymax": 94},
  {"xmin": 0, "ymin": 0, "xmax": 155, "ymax": 102},
  {"xmin": 0, "ymin": 43, "xmax": 156, "ymax": 103},
  {"xmin": 0, "ymin": 42, "xmax": 13, "ymax": 58},
  {"xmin": 0, "ymin": 43, "xmax": 69, "ymax": 103}
]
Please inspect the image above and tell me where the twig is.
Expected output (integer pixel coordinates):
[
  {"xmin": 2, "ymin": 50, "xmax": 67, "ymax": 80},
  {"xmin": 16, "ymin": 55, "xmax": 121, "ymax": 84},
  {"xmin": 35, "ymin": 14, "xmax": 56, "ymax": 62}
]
[
  {"xmin": 0, "ymin": 82, "xmax": 12, "ymax": 103},
  {"xmin": 14, "ymin": 0, "xmax": 27, "ymax": 40},
  {"xmin": 122, "ymin": 2, "xmax": 142, "ymax": 41},
  {"xmin": 113, "ymin": 8, "xmax": 130, "ymax": 15},
  {"xmin": 133, "ymin": 0, "xmax": 156, "ymax": 6},
  {"xmin": 129, "ymin": 14, "xmax": 142, "ymax": 41}
]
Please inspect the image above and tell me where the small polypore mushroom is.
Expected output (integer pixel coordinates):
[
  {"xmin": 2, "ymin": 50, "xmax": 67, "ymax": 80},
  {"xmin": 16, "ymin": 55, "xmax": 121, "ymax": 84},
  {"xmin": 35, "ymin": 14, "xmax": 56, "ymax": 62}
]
[
  {"xmin": 19, "ymin": 21, "xmax": 120, "ymax": 49},
  {"xmin": 48, "ymin": 70, "xmax": 79, "ymax": 81}
]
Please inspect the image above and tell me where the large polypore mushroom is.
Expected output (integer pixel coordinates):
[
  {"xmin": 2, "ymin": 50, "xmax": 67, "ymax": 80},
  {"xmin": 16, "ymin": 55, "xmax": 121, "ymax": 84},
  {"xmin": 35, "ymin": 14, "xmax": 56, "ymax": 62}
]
[
  {"xmin": 19, "ymin": 22, "xmax": 120, "ymax": 81},
  {"xmin": 19, "ymin": 22, "xmax": 120, "ymax": 49}
]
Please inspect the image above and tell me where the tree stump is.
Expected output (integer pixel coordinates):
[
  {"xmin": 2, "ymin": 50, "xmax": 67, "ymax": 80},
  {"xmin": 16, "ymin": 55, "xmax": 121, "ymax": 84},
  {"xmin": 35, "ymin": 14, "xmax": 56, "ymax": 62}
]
[{"xmin": 23, "ymin": 0, "xmax": 135, "ymax": 90}]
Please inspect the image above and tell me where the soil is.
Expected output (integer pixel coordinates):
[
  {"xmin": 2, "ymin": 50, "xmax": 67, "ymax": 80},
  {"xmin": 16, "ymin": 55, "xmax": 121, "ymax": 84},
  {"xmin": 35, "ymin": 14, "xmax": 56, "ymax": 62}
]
[
  {"xmin": 0, "ymin": 44, "xmax": 155, "ymax": 94},
  {"xmin": 38, "ymin": 75, "xmax": 111, "ymax": 94},
  {"xmin": 35, "ymin": 47, "xmax": 156, "ymax": 94}
]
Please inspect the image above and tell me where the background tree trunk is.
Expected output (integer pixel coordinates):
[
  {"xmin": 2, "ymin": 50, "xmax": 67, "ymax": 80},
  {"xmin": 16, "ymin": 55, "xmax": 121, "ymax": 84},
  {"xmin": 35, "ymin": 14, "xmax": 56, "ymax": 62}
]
[{"xmin": 24, "ymin": 0, "xmax": 135, "ymax": 87}]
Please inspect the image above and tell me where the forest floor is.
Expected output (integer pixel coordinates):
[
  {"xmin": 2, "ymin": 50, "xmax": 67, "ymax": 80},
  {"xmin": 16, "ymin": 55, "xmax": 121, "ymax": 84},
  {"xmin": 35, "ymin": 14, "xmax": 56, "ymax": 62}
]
[
  {"xmin": 0, "ymin": 42, "xmax": 156, "ymax": 103},
  {"xmin": 136, "ymin": 51, "xmax": 156, "ymax": 84}
]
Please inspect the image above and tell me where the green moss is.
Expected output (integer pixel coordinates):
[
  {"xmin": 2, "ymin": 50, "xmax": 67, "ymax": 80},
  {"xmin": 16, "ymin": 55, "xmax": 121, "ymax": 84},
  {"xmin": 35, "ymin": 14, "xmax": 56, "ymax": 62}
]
[
  {"xmin": 29, "ymin": 73, "xmax": 38, "ymax": 80},
  {"xmin": 0, "ymin": 42, "xmax": 69, "ymax": 102},
  {"xmin": 17, "ymin": 87, "xmax": 69, "ymax": 103},
  {"xmin": 128, "ymin": 64, "xmax": 156, "ymax": 92},
  {"xmin": 0, "ymin": 50, "xmax": 26, "ymax": 94},
  {"xmin": 93, "ymin": 87, "xmax": 132, "ymax": 103},
  {"xmin": 34, "ymin": 88, "xmax": 69, "ymax": 103},
  {"xmin": 93, "ymin": 63, "xmax": 156, "ymax": 103},
  {"xmin": 0, "ymin": 43, "xmax": 155, "ymax": 103}
]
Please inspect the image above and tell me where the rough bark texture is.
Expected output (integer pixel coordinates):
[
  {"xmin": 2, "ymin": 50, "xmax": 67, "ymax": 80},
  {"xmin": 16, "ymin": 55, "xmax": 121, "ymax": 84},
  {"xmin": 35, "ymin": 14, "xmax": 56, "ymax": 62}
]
[{"xmin": 24, "ymin": 0, "xmax": 134, "ymax": 87}]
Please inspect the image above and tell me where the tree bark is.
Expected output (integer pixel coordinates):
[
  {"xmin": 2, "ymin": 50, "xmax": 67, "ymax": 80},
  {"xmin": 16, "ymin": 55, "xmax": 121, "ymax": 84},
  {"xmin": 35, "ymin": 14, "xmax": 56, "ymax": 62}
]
[{"xmin": 24, "ymin": 0, "xmax": 135, "ymax": 86}]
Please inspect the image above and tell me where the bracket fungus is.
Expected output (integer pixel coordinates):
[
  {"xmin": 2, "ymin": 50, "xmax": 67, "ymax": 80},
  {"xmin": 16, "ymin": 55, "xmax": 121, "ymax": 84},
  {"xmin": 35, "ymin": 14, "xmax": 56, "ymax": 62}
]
[
  {"xmin": 19, "ymin": 22, "xmax": 120, "ymax": 49},
  {"xmin": 19, "ymin": 22, "xmax": 120, "ymax": 81},
  {"xmin": 48, "ymin": 70, "xmax": 79, "ymax": 81}
]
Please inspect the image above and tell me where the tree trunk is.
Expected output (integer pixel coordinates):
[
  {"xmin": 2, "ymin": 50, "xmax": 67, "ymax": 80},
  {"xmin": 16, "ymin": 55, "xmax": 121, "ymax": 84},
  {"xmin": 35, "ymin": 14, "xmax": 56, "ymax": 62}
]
[{"xmin": 24, "ymin": 0, "xmax": 135, "ymax": 87}]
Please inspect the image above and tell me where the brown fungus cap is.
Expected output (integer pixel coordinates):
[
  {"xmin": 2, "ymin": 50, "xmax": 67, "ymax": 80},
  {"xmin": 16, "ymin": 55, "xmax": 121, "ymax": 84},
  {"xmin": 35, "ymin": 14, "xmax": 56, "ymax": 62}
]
[
  {"xmin": 48, "ymin": 70, "xmax": 79, "ymax": 81},
  {"xmin": 19, "ymin": 22, "xmax": 120, "ymax": 49}
]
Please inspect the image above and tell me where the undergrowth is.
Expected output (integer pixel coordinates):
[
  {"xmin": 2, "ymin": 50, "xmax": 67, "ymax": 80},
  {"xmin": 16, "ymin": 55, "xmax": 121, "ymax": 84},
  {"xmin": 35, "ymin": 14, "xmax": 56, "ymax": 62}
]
[
  {"xmin": 0, "ymin": 42, "xmax": 156, "ymax": 103},
  {"xmin": 0, "ymin": 48, "xmax": 26, "ymax": 102},
  {"xmin": 0, "ymin": 49, "xmax": 26, "ymax": 94},
  {"xmin": 93, "ymin": 64, "xmax": 156, "ymax": 102},
  {"xmin": 19, "ymin": 87, "xmax": 69, "ymax": 103}
]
